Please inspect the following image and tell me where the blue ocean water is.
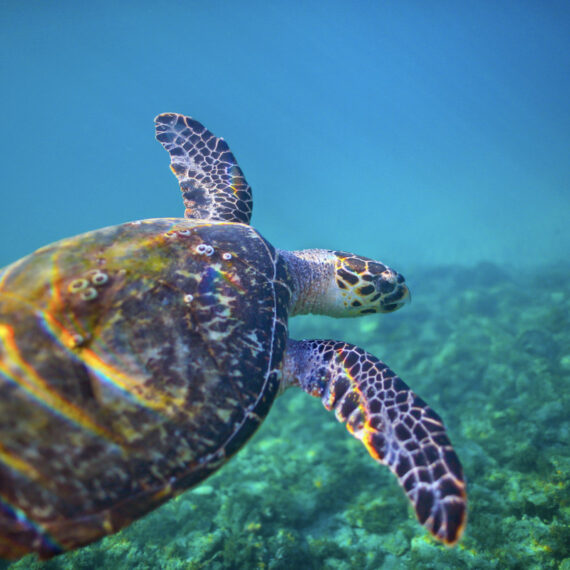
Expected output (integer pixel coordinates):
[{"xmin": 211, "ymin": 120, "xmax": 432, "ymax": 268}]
[
  {"xmin": 2, "ymin": 2, "xmax": 569, "ymax": 271},
  {"xmin": 1, "ymin": 2, "xmax": 569, "ymax": 569}
]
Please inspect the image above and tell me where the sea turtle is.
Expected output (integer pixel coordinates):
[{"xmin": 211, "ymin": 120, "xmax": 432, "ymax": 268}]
[{"xmin": 0, "ymin": 113, "xmax": 466, "ymax": 560}]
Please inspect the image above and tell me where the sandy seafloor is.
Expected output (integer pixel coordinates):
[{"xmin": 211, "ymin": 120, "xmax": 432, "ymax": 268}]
[{"xmin": 4, "ymin": 260, "xmax": 569, "ymax": 570}]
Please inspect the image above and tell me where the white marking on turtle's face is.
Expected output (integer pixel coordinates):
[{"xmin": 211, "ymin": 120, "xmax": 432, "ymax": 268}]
[{"xmin": 183, "ymin": 293, "xmax": 194, "ymax": 304}]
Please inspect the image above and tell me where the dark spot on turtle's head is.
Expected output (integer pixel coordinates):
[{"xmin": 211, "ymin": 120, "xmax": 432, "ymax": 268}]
[
  {"xmin": 378, "ymin": 279, "xmax": 395, "ymax": 294},
  {"xmin": 337, "ymin": 267, "xmax": 359, "ymax": 286},
  {"xmin": 356, "ymin": 284, "xmax": 375, "ymax": 296}
]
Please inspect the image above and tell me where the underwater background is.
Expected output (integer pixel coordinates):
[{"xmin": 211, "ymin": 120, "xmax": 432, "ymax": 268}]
[{"xmin": 1, "ymin": 2, "xmax": 569, "ymax": 569}]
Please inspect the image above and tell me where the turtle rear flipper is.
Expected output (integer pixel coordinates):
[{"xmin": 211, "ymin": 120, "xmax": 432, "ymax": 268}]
[
  {"xmin": 155, "ymin": 113, "xmax": 252, "ymax": 224},
  {"xmin": 284, "ymin": 339, "xmax": 467, "ymax": 546}
]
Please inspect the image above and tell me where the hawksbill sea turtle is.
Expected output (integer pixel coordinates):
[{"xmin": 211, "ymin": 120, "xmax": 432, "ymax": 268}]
[{"xmin": 0, "ymin": 113, "xmax": 467, "ymax": 560}]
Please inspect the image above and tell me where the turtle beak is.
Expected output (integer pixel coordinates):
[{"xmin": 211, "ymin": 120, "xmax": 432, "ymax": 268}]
[
  {"xmin": 379, "ymin": 276, "xmax": 410, "ymax": 313},
  {"xmin": 399, "ymin": 283, "xmax": 411, "ymax": 304}
]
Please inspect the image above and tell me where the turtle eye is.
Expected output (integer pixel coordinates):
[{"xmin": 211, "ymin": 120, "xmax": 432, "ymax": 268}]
[
  {"xmin": 368, "ymin": 269, "xmax": 410, "ymax": 312},
  {"xmin": 373, "ymin": 274, "xmax": 397, "ymax": 294}
]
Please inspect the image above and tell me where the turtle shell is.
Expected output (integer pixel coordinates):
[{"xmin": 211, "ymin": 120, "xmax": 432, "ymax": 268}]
[{"xmin": 0, "ymin": 218, "xmax": 291, "ymax": 559}]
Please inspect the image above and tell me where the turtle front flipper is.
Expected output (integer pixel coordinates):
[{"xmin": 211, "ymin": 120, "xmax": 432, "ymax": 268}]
[
  {"xmin": 155, "ymin": 113, "xmax": 253, "ymax": 224},
  {"xmin": 284, "ymin": 339, "xmax": 467, "ymax": 546}
]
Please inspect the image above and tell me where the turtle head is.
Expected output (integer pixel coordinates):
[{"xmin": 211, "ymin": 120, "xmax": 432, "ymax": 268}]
[
  {"xmin": 329, "ymin": 251, "xmax": 410, "ymax": 316},
  {"xmin": 284, "ymin": 249, "xmax": 410, "ymax": 317}
]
